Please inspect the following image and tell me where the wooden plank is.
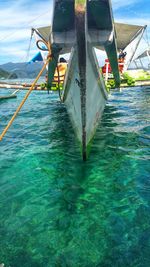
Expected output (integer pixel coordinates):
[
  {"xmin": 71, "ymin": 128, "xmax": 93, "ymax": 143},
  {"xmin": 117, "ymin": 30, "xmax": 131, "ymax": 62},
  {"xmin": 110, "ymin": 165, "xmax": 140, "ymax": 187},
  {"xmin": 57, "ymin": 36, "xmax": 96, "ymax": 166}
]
[{"xmin": 0, "ymin": 95, "xmax": 17, "ymax": 100}]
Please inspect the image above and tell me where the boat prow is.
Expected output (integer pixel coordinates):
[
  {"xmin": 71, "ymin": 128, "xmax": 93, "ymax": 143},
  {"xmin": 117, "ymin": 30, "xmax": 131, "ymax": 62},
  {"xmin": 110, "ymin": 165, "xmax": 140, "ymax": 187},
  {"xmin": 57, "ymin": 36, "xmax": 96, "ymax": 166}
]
[
  {"xmin": 62, "ymin": 0, "xmax": 119, "ymax": 160},
  {"xmin": 34, "ymin": 0, "xmax": 120, "ymax": 160}
]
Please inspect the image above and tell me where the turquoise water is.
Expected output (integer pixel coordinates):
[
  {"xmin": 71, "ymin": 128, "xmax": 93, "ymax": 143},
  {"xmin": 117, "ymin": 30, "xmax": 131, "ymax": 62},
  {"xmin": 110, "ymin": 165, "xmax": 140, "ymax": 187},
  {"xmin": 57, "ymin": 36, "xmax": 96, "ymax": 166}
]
[{"xmin": 0, "ymin": 86, "xmax": 150, "ymax": 267}]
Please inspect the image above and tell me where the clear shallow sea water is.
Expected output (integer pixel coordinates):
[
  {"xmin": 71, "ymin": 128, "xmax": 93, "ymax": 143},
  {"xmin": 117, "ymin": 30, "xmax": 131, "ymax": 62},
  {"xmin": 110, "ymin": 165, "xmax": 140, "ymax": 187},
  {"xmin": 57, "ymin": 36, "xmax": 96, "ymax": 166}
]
[{"xmin": 0, "ymin": 86, "xmax": 150, "ymax": 267}]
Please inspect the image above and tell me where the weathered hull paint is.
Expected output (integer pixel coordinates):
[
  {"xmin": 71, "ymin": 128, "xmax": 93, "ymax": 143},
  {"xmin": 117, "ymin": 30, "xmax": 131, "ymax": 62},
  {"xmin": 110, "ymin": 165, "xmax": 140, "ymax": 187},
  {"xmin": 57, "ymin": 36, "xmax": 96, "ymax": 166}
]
[
  {"xmin": 86, "ymin": 44, "xmax": 107, "ymax": 146},
  {"xmin": 63, "ymin": 0, "xmax": 108, "ymax": 160},
  {"xmin": 63, "ymin": 46, "xmax": 108, "ymax": 160},
  {"xmin": 63, "ymin": 48, "xmax": 82, "ymax": 144},
  {"xmin": 50, "ymin": 0, "xmax": 119, "ymax": 160}
]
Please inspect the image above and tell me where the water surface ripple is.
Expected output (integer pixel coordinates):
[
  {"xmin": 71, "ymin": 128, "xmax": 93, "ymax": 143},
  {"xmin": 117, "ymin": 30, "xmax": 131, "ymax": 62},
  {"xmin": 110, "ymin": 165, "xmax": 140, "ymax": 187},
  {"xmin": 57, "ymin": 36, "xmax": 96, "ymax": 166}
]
[{"xmin": 0, "ymin": 87, "xmax": 150, "ymax": 267}]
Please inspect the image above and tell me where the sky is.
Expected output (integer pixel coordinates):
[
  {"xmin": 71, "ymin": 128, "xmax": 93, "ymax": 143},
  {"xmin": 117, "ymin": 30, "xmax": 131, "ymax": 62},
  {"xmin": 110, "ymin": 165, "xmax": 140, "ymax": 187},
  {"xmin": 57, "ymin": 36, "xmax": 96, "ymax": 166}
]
[{"xmin": 0, "ymin": 0, "xmax": 150, "ymax": 65}]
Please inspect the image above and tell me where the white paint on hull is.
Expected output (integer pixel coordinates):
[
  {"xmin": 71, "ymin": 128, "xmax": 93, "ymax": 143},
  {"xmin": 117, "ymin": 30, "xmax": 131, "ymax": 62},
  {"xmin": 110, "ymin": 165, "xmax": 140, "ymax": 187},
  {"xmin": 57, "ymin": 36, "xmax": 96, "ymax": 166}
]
[
  {"xmin": 63, "ymin": 45, "xmax": 108, "ymax": 149},
  {"xmin": 63, "ymin": 48, "xmax": 82, "ymax": 143},
  {"xmin": 86, "ymin": 46, "xmax": 108, "ymax": 146}
]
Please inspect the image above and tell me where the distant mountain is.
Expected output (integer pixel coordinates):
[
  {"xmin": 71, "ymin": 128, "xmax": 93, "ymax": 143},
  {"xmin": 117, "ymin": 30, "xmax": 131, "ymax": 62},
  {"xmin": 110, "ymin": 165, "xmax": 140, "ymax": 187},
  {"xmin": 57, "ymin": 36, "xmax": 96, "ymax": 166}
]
[
  {"xmin": 0, "ymin": 68, "xmax": 9, "ymax": 78},
  {"xmin": 0, "ymin": 67, "xmax": 18, "ymax": 79},
  {"xmin": 0, "ymin": 62, "xmax": 46, "ymax": 79}
]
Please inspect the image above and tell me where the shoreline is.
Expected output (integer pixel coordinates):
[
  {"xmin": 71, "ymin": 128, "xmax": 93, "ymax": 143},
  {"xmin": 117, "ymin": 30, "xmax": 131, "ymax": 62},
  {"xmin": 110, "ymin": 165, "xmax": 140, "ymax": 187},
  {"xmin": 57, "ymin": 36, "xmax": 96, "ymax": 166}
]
[
  {"xmin": 0, "ymin": 80, "xmax": 150, "ymax": 91},
  {"xmin": 120, "ymin": 80, "xmax": 150, "ymax": 88}
]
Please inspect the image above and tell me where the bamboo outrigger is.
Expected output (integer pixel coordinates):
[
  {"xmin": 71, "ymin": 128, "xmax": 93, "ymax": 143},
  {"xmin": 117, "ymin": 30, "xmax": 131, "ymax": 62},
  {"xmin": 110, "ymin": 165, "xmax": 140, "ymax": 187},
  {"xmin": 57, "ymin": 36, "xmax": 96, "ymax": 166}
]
[
  {"xmin": 0, "ymin": 94, "xmax": 17, "ymax": 101},
  {"xmin": 0, "ymin": 89, "xmax": 20, "ymax": 101}
]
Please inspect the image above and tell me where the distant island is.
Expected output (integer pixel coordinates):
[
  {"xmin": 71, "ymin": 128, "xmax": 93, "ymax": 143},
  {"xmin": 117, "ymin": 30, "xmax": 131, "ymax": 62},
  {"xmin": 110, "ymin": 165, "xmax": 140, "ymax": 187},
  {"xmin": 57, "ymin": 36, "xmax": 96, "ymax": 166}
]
[
  {"xmin": 0, "ymin": 67, "xmax": 18, "ymax": 79},
  {"xmin": 0, "ymin": 62, "xmax": 46, "ymax": 79}
]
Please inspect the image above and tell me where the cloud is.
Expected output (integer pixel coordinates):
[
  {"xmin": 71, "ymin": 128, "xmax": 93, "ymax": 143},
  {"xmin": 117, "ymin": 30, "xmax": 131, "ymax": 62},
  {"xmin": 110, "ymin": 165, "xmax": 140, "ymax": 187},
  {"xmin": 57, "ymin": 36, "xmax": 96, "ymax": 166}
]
[
  {"xmin": 0, "ymin": 38, "xmax": 38, "ymax": 63},
  {"xmin": 112, "ymin": 0, "xmax": 141, "ymax": 10},
  {"xmin": 115, "ymin": 17, "xmax": 150, "ymax": 27},
  {"xmin": 0, "ymin": 0, "xmax": 149, "ymax": 64},
  {"xmin": 0, "ymin": 1, "xmax": 53, "ymax": 40},
  {"xmin": 112, "ymin": 0, "xmax": 150, "ymax": 31},
  {"xmin": 113, "ymin": 0, "xmax": 150, "ymax": 54},
  {"xmin": 0, "ymin": 0, "xmax": 53, "ymax": 63}
]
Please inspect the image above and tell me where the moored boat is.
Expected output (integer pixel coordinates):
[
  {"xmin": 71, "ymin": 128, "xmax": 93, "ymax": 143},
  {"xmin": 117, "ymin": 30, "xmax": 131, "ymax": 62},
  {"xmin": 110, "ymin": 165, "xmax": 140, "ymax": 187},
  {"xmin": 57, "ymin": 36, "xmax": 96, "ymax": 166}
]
[
  {"xmin": 102, "ymin": 22, "xmax": 146, "ymax": 78},
  {"xmin": 0, "ymin": 1, "xmax": 147, "ymax": 158},
  {"xmin": 33, "ymin": 0, "xmax": 120, "ymax": 160}
]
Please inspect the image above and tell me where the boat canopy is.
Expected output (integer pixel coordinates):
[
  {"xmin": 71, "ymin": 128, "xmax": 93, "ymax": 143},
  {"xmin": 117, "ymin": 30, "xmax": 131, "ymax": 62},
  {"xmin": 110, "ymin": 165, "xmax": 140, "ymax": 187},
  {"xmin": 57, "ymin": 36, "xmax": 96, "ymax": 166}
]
[
  {"xmin": 33, "ymin": 23, "xmax": 145, "ymax": 51},
  {"xmin": 115, "ymin": 22, "xmax": 145, "ymax": 50},
  {"xmin": 134, "ymin": 49, "xmax": 150, "ymax": 60},
  {"xmin": 34, "ymin": 26, "xmax": 52, "ymax": 42}
]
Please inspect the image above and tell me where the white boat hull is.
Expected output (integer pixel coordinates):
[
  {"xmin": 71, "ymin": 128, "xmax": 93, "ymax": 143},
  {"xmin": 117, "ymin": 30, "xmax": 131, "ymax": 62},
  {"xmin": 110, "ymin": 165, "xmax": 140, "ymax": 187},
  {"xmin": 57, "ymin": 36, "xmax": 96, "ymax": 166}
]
[
  {"xmin": 35, "ymin": 0, "xmax": 120, "ymax": 160},
  {"xmin": 61, "ymin": 1, "xmax": 108, "ymax": 160},
  {"xmin": 63, "ymin": 45, "xmax": 108, "ymax": 159}
]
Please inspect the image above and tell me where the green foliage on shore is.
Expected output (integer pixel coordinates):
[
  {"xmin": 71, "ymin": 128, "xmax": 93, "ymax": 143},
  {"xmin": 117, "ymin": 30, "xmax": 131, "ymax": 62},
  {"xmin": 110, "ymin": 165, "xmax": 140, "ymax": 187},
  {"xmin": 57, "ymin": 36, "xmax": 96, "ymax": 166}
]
[
  {"xmin": 135, "ymin": 73, "xmax": 150, "ymax": 80},
  {"xmin": 122, "ymin": 72, "xmax": 135, "ymax": 86},
  {"xmin": 106, "ymin": 73, "xmax": 136, "ymax": 89},
  {"xmin": 107, "ymin": 79, "xmax": 116, "ymax": 89},
  {"xmin": 40, "ymin": 82, "xmax": 63, "ymax": 91},
  {"xmin": 0, "ymin": 68, "xmax": 9, "ymax": 79},
  {"xmin": 106, "ymin": 79, "xmax": 117, "ymax": 90},
  {"xmin": 126, "ymin": 70, "xmax": 150, "ymax": 81}
]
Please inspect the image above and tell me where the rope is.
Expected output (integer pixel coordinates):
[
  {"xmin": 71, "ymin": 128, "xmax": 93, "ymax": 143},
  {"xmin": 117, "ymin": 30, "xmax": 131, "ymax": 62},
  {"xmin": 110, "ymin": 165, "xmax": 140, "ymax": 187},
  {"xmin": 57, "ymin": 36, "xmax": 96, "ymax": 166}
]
[
  {"xmin": 56, "ymin": 65, "xmax": 62, "ymax": 101},
  {"xmin": 25, "ymin": 29, "xmax": 34, "ymax": 63},
  {"xmin": 0, "ymin": 43, "xmax": 51, "ymax": 142}
]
